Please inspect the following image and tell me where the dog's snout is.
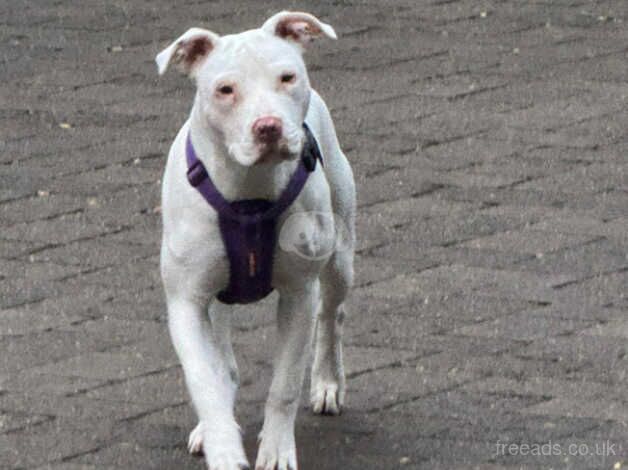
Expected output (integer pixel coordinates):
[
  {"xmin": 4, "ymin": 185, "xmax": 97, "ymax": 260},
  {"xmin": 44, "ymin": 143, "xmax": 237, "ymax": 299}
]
[{"xmin": 252, "ymin": 116, "xmax": 283, "ymax": 143}]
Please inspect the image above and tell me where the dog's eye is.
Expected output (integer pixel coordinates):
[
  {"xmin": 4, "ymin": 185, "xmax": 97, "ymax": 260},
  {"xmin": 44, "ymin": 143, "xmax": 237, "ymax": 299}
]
[
  {"xmin": 280, "ymin": 73, "xmax": 296, "ymax": 84},
  {"xmin": 217, "ymin": 85, "xmax": 234, "ymax": 95}
]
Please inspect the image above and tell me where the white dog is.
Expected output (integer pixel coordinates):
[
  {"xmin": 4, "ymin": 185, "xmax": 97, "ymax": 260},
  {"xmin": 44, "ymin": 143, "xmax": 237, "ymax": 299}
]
[{"xmin": 156, "ymin": 11, "xmax": 355, "ymax": 470}]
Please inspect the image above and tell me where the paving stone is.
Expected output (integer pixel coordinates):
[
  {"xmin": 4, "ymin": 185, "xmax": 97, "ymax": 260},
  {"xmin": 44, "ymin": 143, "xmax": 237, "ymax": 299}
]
[
  {"xmin": 0, "ymin": 370, "xmax": 103, "ymax": 396},
  {"xmin": 453, "ymin": 310, "xmax": 594, "ymax": 341},
  {"xmin": 463, "ymin": 376, "xmax": 627, "ymax": 404},
  {"xmin": 0, "ymin": 418, "xmax": 122, "ymax": 469},
  {"xmin": 69, "ymin": 442, "xmax": 191, "ymax": 470},
  {"xmin": 33, "ymin": 464, "xmax": 118, "ymax": 470},
  {"xmin": 0, "ymin": 411, "xmax": 52, "ymax": 435},
  {"xmin": 0, "ymin": 302, "xmax": 85, "ymax": 336},
  {"xmin": 460, "ymin": 228, "xmax": 595, "ymax": 255},
  {"xmin": 516, "ymin": 335, "xmax": 628, "ymax": 384}
]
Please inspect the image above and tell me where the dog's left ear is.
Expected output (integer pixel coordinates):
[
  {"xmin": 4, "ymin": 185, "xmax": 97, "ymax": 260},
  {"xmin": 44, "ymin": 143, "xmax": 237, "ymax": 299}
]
[
  {"xmin": 155, "ymin": 28, "xmax": 220, "ymax": 77},
  {"xmin": 262, "ymin": 11, "xmax": 337, "ymax": 47}
]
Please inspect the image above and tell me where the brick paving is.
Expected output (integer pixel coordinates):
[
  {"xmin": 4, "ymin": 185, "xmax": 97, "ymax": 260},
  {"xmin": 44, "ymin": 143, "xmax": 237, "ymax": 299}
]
[{"xmin": 1, "ymin": 1, "xmax": 627, "ymax": 469}]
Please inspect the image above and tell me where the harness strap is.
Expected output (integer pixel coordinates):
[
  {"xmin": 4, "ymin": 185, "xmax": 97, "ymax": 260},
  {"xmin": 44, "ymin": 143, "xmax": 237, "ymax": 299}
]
[
  {"xmin": 186, "ymin": 123, "xmax": 322, "ymax": 221},
  {"xmin": 184, "ymin": 122, "xmax": 323, "ymax": 305},
  {"xmin": 186, "ymin": 137, "xmax": 235, "ymax": 218}
]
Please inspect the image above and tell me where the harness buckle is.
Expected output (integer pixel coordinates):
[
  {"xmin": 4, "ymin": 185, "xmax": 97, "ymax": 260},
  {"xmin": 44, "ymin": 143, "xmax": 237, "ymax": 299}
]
[
  {"xmin": 186, "ymin": 160, "xmax": 208, "ymax": 187},
  {"xmin": 301, "ymin": 123, "xmax": 323, "ymax": 172}
]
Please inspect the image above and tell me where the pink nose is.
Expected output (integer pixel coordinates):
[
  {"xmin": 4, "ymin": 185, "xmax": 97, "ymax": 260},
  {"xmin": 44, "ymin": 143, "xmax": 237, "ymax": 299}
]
[{"xmin": 252, "ymin": 116, "xmax": 283, "ymax": 143}]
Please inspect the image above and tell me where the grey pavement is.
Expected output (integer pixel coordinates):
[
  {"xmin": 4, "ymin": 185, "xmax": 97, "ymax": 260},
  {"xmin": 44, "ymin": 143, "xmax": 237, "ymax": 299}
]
[{"xmin": 1, "ymin": 1, "xmax": 627, "ymax": 469}]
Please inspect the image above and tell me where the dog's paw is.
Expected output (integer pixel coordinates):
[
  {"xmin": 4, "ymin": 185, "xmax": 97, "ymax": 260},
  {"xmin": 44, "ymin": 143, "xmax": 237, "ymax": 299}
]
[
  {"xmin": 208, "ymin": 456, "xmax": 250, "ymax": 470},
  {"xmin": 255, "ymin": 429, "xmax": 297, "ymax": 470},
  {"xmin": 206, "ymin": 448, "xmax": 250, "ymax": 470},
  {"xmin": 188, "ymin": 422, "xmax": 250, "ymax": 470},
  {"xmin": 310, "ymin": 380, "xmax": 343, "ymax": 415}
]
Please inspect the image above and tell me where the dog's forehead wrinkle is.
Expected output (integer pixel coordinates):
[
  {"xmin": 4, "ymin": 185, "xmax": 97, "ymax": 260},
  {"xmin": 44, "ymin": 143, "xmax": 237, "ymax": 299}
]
[
  {"xmin": 202, "ymin": 49, "xmax": 305, "ymax": 91},
  {"xmin": 216, "ymin": 30, "xmax": 302, "ymax": 68},
  {"xmin": 197, "ymin": 29, "xmax": 306, "ymax": 87}
]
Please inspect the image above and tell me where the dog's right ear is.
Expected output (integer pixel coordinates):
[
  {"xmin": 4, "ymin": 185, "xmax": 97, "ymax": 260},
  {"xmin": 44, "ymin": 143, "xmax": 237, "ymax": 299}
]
[
  {"xmin": 262, "ymin": 11, "xmax": 336, "ymax": 48},
  {"xmin": 155, "ymin": 28, "xmax": 220, "ymax": 77}
]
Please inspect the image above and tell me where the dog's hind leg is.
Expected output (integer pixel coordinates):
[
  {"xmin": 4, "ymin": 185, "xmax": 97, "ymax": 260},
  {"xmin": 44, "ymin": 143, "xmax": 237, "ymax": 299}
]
[{"xmin": 310, "ymin": 248, "xmax": 354, "ymax": 415}]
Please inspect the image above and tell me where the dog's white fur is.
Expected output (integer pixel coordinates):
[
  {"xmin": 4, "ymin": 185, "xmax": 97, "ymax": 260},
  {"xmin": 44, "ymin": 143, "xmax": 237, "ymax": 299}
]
[{"xmin": 157, "ymin": 11, "xmax": 355, "ymax": 470}]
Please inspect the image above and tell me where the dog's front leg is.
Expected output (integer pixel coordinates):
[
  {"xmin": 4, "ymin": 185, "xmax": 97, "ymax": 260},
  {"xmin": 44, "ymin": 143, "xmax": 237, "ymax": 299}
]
[
  {"xmin": 166, "ymin": 293, "xmax": 248, "ymax": 470},
  {"xmin": 255, "ymin": 280, "xmax": 319, "ymax": 470}
]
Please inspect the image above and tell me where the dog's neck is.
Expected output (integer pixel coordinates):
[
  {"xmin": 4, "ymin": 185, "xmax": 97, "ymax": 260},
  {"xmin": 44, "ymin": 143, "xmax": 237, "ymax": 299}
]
[{"xmin": 188, "ymin": 107, "xmax": 297, "ymax": 202}]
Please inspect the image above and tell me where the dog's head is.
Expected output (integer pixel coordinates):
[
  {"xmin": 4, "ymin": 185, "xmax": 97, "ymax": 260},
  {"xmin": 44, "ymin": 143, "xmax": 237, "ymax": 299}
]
[{"xmin": 156, "ymin": 11, "xmax": 336, "ymax": 167}]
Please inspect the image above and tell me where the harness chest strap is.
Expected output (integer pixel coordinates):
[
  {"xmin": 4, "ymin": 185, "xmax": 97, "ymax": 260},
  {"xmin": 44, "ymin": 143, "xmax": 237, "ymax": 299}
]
[{"xmin": 185, "ymin": 123, "xmax": 323, "ymax": 304}]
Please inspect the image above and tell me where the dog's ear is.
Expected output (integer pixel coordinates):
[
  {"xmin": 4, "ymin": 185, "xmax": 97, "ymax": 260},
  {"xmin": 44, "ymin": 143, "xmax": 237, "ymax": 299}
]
[
  {"xmin": 155, "ymin": 28, "xmax": 220, "ymax": 77},
  {"xmin": 262, "ymin": 11, "xmax": 337, "ymax": 48}
]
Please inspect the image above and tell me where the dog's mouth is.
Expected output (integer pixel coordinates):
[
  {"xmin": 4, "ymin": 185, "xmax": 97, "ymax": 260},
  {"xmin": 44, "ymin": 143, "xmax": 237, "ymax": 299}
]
[
  {"xmin": 228, "ymin": 126, "xmax": 304, "ymax": 167},
  {"xmin": 255, "ymin": 140, "xmax": 300, "ymax": 165},
  {"xmin": 253, "ymin": 124, "xmax": 305, "ymax": 165}
]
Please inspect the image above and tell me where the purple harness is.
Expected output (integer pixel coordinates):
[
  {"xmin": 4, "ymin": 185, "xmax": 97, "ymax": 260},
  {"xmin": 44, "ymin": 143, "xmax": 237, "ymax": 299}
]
[{"xmin": 186, "ymin": 124, "xmax": 322, "ymax": 304}]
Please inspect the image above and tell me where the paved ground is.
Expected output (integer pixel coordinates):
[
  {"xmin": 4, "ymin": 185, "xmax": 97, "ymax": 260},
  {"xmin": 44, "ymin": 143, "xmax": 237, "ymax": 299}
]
[{"xmin": 1, "ymin": 1, "xmax": 627, "ymax": 469}]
